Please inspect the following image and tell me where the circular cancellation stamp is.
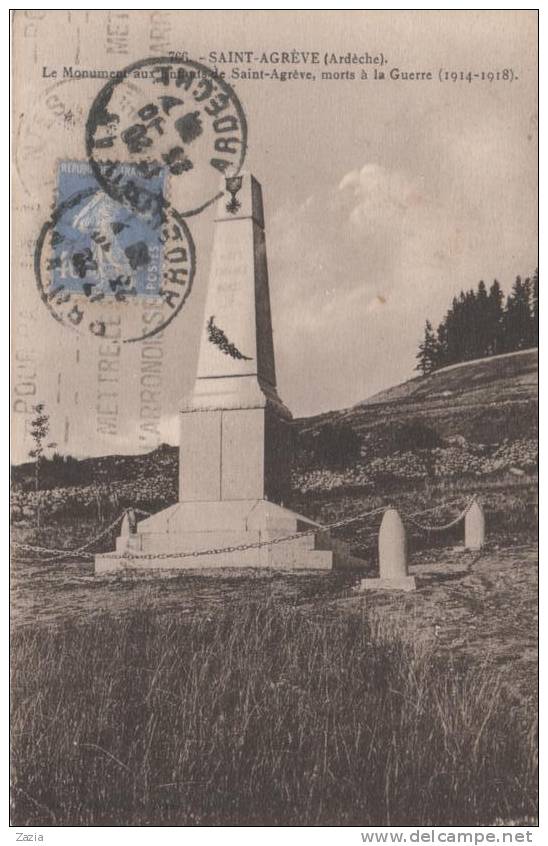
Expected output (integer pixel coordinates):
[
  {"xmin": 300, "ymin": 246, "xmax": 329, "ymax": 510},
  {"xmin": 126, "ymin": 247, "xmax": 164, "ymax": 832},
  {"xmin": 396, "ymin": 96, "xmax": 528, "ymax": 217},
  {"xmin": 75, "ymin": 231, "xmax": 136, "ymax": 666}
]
[
  {"xmin": 15, "ymin": 75, "xmax": 146, "ymax": 202},
  {"xmin": 15, "ymin": 78, "xmax": 89, "ymax": 200},
  {"xmin": 85, "ymin": 56, "xmax": 248, "ymax": 219},
  {"xmin": 34, "ymin": 161, "xmax": 196, "ymax": 344}
]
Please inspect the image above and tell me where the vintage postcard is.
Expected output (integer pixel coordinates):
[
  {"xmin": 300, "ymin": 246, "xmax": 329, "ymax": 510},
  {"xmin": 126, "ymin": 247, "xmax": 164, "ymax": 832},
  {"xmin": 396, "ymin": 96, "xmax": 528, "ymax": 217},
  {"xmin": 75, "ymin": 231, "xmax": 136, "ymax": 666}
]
[{"xmin": 11, "ymin": 10, "xmax": 538, "ymax": 834}]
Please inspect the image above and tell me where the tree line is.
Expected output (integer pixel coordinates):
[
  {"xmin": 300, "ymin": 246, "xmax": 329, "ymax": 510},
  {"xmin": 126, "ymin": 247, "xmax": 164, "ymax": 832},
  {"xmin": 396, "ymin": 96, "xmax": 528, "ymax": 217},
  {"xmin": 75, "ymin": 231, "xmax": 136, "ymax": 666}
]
[{"xmin": 416, "ymin": 270, "xmax": 538, "ymax": 375}]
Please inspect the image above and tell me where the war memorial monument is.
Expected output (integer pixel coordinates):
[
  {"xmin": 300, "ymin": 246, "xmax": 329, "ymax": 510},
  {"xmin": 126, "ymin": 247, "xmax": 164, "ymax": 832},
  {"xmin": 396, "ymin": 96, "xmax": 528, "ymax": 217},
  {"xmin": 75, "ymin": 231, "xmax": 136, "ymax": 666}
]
[{"xmin": 95, "ymin": 175, "xmax": 365, "ymax": 573}]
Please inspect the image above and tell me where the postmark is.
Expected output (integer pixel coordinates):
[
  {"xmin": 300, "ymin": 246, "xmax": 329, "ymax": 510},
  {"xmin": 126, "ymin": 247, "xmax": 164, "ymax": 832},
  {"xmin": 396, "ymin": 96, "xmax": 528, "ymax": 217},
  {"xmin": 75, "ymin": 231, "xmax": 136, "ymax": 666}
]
[
  {"xmin": 15, "ymin": 78, "xmax": 87, "ymax": 200},
  {"xmin": 34, "ymin": 161, "xmax": 196, "ymax": 343},
  {"xmin": 85, "ymin": 56, "xmax": 248, "ymax": 219},
  {"xmin": 15, "ymin": 75, "xmax": 143, "ymax": 202}
]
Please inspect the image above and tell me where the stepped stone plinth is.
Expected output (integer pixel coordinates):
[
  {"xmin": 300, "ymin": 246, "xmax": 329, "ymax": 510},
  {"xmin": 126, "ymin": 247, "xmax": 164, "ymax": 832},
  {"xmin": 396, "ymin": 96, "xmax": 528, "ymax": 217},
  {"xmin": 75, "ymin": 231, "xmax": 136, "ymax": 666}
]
[
  {"xmin": 95, "ymin": 500, "xmax": 365, "ymax": 573},
  {"xmin": 95, "ymin": 174, "xmax": 366, "ymax": 574}
]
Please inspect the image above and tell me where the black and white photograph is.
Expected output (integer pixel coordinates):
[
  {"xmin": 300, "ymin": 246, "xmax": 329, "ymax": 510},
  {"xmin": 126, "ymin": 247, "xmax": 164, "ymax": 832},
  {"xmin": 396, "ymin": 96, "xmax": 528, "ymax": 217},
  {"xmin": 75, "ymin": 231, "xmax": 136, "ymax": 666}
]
[{"xmin": 10, "ymin": 9, "xmax": 539, "ymax": 836}]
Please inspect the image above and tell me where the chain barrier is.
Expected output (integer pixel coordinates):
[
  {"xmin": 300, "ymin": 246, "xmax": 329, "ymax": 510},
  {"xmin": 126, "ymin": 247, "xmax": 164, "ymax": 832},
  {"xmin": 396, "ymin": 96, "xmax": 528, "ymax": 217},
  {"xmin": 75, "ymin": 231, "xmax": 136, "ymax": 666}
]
[
  {"xmin": 11, "ymin": 543, "xmax": 94, "ymax": 561},
  {"xmin": 403, "ymin": 496, "xmax": 476, "ymax": 533},
  {"xmin": 46, "ymin": 510, "xmax": 129, "ymax": 560},
  {"xmin": 11, "ymin": 505, "xmax": 386, "ymax": 563},
  {"xmin": 11, "ymin": 495, "xmax": 478, "ymax": 564},
  {"xmin": 404, "ymin": 496, "xmax": 473, "ymax": 519},
  {"xmin": 11, "ymin": 510, "xmax": 128, "ymax": 561},
  {"xmin": 100, "ymin": 506, "xmax": 389, "ymax": 562},
  {"xmin": 134, "ymin": 508, "xmax": 151, "ymax": 517}
]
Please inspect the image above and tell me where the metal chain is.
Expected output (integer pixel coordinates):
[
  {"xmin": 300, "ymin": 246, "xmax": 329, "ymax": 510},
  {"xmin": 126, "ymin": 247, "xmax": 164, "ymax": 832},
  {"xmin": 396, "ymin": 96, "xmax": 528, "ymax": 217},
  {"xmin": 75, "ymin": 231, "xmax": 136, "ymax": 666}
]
[
  {"xmin": 11, "ymin": 495, "xmax": 480, "ymax": 563},
  {"xmin": 100, "ymin": 506, "xmax": 388, "ymax": 561},
  {"xmin": 403, "ymin": 497, "xmax": 476, "ymax": 533},
  {"xmin": 49, "ymin": 510, "xmax": 128, "ymax": 558},
  {"xmin": 405, "ymin": 496, "xmax": 475, "ymax": 519},
  {"xmin": 10, "ymin": 505, "xmax": 386, "ymax": 562},
  {"xmin": 11, "ymin": 510, "xmax": 128, "ymax": 561},
  {"xmin": 11, "ymin": 542, "xmax": 94, "ymax": 560}
]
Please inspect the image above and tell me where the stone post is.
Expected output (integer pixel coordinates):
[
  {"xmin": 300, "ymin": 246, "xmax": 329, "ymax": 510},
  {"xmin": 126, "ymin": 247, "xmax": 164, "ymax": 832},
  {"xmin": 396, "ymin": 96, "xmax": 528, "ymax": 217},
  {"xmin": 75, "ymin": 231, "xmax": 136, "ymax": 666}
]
[
  {"xmin": 120, "ymin": 509, "xmax": 137, "ymax": 536},
  {"xmin": 379, "ymin": 508, "xmax": 408, "ymax": 578},
  {"xmin": 360, "ymin": 508, "xmax": 416, "ymax": 591},
  {"xmin": 120, "ymin": 512, "xmax": 131, "ymax": 536},
  {"xmin": 119, "ymin": 509, "xmax": 140, "ymax": 551},
  {"xmin": 464, "ymin": 499, "xmax": 485, "ymax": 550}
]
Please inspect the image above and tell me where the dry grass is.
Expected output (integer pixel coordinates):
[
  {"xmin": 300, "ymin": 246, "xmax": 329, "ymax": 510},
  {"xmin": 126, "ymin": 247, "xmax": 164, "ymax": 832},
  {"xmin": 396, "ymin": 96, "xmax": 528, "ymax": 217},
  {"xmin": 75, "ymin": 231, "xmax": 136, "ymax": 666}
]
[{"xmin": 11, "ymin": 600, "xmax": 537, "ymax": 826}]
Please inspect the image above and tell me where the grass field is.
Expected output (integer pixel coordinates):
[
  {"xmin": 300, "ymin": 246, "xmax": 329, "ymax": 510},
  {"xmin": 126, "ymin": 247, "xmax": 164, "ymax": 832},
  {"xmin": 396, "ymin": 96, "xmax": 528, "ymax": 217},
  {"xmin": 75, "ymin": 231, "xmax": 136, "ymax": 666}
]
[
  {"xmin": 11, "ymin": 594, "xmax": 537, "ymax": 826},
  {"xmin": 11, "ymin": 492, "xmax": 538, "ymax": 826}
]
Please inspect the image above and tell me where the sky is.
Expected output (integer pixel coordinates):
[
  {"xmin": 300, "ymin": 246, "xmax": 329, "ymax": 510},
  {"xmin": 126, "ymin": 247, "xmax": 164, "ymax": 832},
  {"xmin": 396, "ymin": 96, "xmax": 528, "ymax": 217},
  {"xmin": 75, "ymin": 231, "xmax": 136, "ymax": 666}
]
[{"xmin": 12, "ymin": 10, "xmax": 538, "ymax": 461}]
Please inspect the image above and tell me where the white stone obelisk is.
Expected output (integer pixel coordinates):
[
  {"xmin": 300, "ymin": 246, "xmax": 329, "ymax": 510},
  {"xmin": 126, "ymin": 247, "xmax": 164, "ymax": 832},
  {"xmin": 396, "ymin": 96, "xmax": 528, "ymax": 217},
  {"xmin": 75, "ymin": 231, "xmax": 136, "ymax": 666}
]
[
  {"xmin": 95, "ymin": 174, "xmax": 366, "ymax": 573},
  {"xmin": 179, "ymin": 173, "xmax": 292, "ymax": 505}
]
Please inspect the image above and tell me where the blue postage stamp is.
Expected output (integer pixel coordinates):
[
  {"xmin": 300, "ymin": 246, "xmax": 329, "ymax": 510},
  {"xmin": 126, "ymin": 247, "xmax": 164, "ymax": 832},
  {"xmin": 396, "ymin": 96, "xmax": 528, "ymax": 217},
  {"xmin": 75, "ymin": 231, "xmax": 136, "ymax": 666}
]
[{"xmin": 52, "ymin": 161, "xmax": 168, "ymax": 300}]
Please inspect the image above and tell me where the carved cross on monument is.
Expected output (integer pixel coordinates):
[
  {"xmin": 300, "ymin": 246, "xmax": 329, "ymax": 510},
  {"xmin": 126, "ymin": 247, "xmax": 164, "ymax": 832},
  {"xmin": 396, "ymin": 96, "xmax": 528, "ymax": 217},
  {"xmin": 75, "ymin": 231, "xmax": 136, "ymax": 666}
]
[{"xmin": 95, "ymin": 175, "xmax": 365, "ymax": 573}]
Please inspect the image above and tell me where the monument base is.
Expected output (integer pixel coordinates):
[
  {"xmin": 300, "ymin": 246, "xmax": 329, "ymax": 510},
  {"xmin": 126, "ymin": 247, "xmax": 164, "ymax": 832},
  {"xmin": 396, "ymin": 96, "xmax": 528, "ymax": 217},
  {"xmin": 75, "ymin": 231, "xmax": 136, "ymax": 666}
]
[
  {"xmin": 359, "ymin": 575, "xmax": 417, "ymax": 592},
  {"xmin": 95, "ymin": 500, "xmax": 366, "ymax": 574}
]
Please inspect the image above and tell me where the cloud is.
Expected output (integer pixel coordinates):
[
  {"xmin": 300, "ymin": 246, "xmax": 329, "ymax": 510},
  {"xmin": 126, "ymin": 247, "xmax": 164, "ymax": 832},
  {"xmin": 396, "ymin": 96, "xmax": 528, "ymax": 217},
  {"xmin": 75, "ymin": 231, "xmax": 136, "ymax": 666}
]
[
  {"xmin": 267, "ymin": 159, "xmax": 498, "ymax": 416},
  {"xmin": 338, "ymin": 163, "xmax": 422, "ymax": 231}
]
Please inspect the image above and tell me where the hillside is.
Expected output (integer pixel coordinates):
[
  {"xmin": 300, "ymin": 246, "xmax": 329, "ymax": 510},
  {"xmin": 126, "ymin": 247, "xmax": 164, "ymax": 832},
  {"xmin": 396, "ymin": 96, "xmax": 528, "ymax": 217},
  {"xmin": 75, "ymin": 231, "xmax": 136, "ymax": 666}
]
[
  {"xmin": 11, "ymin": 349, "xmax": 538, "ymax": 526},
  {"xmin": 297, "ymin": 348, "xmax": 538, "ymax": 445},
  {"xmin": 362, "ymin": 347, "xmax": 537, "ymax": 406}
]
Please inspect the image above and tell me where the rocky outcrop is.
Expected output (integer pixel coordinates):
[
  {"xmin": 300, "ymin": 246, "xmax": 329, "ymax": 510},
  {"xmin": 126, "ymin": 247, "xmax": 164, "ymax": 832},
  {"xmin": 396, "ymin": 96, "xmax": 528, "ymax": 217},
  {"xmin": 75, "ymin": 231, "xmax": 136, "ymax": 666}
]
[
  {"xmin": 10, "ymin": 438, "xmax": 538, "ymax": 522},
  {"xmin": 291, "ymin": 438, "xmax": 538, "ymax": 495}
]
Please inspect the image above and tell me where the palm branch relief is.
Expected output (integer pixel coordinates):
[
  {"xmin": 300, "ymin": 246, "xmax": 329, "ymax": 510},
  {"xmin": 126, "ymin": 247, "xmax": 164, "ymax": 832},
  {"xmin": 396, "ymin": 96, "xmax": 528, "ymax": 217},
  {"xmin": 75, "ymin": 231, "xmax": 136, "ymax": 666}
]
[{"xmin": 207, "ymin": 316, "xmax": 252, "ymax": 360}]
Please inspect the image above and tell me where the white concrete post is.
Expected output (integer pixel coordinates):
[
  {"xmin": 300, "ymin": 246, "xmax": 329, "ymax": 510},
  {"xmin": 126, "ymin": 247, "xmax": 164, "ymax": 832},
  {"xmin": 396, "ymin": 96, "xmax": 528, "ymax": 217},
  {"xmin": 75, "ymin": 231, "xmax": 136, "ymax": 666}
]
[
  {"xmin": 119, "ymin": 509, "xmax": 139, "ymax": 553},
  {"xmin": 120, "ymin": 512, "xmax": 130, "ymax": 536},
  {"xmin": 120, "ymin": 509, "xmax": 137, "ymax": 536},
  {"xmin": 360, "ymin": 507, "xmax": 416, "ymax": 591},
  {"xmin": 379, "ymin": 508, "xmax": 408, "ymax": 578},
  {"xmin": 465, "ymin": 499, "xmax": 485, "ymax": 550}
]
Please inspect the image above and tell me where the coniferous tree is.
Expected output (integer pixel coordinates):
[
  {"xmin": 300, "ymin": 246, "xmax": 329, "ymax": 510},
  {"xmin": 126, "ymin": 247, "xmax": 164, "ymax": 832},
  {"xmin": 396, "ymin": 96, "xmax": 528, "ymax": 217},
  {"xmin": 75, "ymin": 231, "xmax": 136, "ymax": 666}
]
[
  {"xmin": 531, "ymin": 268, "xmax": 539, "ymax": 347},
  {"xmin": 487, "ymin": 280, "xmax": 505, "ymax": 355},
  {"xmin": 503, "ymin": 276, "xmax": 534, "ymax": 351},
  {"xmin": 523, "ymin": 277, "xmax": 534, "ymax": 347},
  {"xmin": 475, "ymin": 281, "xmax": 490, "ymax": 358},
  {"xmin": 464, "ymin": 288, "xmax": 481, "ymax": 359},
  {"xmin": 444, "ymin": 297, "xmax": 460, "ymax": 366},
  {"xmin": 435, "ymin": 322, "xmax": 449, "ymax": 368},
  {"xmin": 416, "ymin": 270, "xmax": 538, "ymax": 375},
  {"xmin": 416, "ymin": 320, "xmax": 438, "ymax": 375},
  {"xmin": 457, "ymin": 291, "xmax": 468, "ymax": 360}
]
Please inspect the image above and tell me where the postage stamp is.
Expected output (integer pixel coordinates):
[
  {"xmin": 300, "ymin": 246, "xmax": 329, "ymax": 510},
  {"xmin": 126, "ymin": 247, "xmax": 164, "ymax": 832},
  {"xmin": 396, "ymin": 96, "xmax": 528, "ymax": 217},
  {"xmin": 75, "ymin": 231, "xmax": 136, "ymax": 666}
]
[
  {"xmin": 85, "ymin": 56, "xmax": 247, "ymax": 218},
  {"xmin": 34, "ymin": 160, "xmax": 196, "ymax": 342}
]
